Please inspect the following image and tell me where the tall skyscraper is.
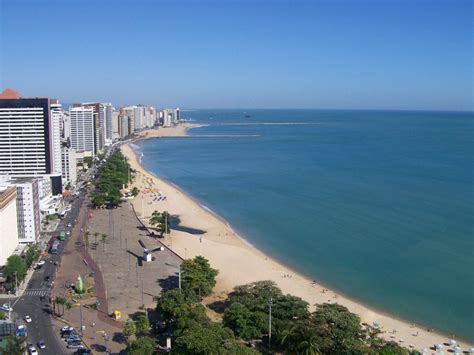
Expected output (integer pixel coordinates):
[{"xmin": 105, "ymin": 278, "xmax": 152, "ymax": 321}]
[
  {"xmin": 70, "ymin": 106, "xmax": 95, "ymax": 156},
  {"xmin": 79, "ymin": 102, "xmax": 105, "ymax": 154},
  {"xmin": 0, "ymin": 91, "xmax": 62, "ymax": 175},
  {"xmin": 104, "ymin": 103, "xmax": 113, "ymax": 142}
]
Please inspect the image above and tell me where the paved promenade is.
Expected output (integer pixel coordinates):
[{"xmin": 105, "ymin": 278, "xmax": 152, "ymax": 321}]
[{"xmin": 54, "ymin": 193, "xmax": 182, "ymax": 353}]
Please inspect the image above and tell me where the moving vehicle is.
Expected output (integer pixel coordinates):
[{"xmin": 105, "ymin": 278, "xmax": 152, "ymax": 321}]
[
  {"xmin": 59, "ymin": 231, "xmax": 67, "ymax": 241},
  {"xmin": 37, "ymin": 340, "xmax": 46, "ymax": 349},
  {"xmin": 24, "ymin": 315, "xmax": 32, "ymax": 323},
  {"xmin": 28, "ymin": 345, "xmax": 38, "ymax": 355}
]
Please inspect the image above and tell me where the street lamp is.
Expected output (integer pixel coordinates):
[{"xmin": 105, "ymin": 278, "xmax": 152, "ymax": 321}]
[{"xmin": 268, "ymin": 297, "xmax": 273, "ymax": 350}]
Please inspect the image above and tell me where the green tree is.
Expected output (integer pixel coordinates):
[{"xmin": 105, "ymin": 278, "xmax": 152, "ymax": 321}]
[
  {"xmin": 54, "ymin": 296, "xmax": 67, "ymax": 316},
  {"xmin": 149, "ymin": 210, "xmax": 171, "ymax": 234},
  {"xmin": 223, "ymin": 302, "xmax": 266, "ymax": 340},
  {"xmin": 310, "ymin": 303, "xmax": 367, "ymax": 354},
  {"xmin": 181, "ymin": 256, "xmax": 218, "ymax": 298},
  {"xmin": 100, "ymin": 233, "xmax": 107, "ymax": 251},
  {"xmin": 126, "ymin": 336, "xmax": 156, "ymax": 355},
  {"xmin": 279, "ymin": 320, "xmax": 321, "ymax": 355},
  {"xmin": 4, "ymin": 255, "xmax": 27, "ymax": 284},
  {"xmin": 135, "ymin": 314, "xmax": 150, "ymax": 335},
  {"xmin": 2, "ymin": 335, "xmax": 26, "ymax": 355},
  {"xmin": 176, "ymin": 323, "xmax": 234, "ymax": 355},
  {"xmin": 0, "ymin": 310, "xmax": 6, "ymax": 320},
  {"xmin": 123, "ymin": 318, "xmax": 137, "ymax": 339},
  {"xmin": 84, "ymin": 231, "xmax": 90, "ymax": 249},
  {"xmin": 131, "ymin": 186, "xmax": 140, "ymax": 197},
  {"xmin": 156, "ymin": 288, "xmax": 208, "ymax": 334},
  {"xmin": 25, "ymin": 244, "xmax": 42, "ymax": 268},
  {"xmin": 228, "ymin": 280, "xmax": 282, "ymax": 312}
]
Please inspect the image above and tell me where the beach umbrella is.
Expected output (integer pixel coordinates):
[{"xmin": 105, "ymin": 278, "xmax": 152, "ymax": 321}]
[
  {"xmin": 454, "ymin": 345, "xmax": 461, "ymax": 351},
  {"xmin": 469, "ymin": 348, "xmax": 474, "ymax": 354},
  {"xmin": 448, "ymin": 339, "xmax": 457, "ymax": 345},
  {"xmin": 436, "ymin": 344, "xmax": 444, "ymax": 350},
  {"xmin": 421, "ymin": 348, "xmax": 428, "ymax": 353}
]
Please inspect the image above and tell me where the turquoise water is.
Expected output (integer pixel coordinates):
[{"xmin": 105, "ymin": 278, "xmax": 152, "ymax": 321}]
[{"xmin": 137, "ymin": 109, "xmax": 474, "ymax": 340}]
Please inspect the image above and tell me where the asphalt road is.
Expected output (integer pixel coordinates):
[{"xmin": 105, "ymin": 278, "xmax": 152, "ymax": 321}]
[{"xmin": 6, "ymin": 187, "xmax": 87, "ymax": 354}]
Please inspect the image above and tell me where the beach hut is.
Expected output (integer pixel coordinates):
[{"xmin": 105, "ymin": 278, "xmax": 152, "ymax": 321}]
[{"xmin": 112, "ymin": 310, "xmax": 121, "ymax": 320}]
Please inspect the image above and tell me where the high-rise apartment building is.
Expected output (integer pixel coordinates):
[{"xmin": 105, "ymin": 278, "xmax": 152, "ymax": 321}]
[
  {"xmin": 0, "ymin": 186, "xmax": 19, "ymax": 266},
  {"xmin": 50, "ymin": 101, "xmax": 63, "ymax": 174},
  {"xmin": 121, "ymin": 106, "xmax": 135, "ymax": 135},
  {"xmin": 119, "ymin": 114, "xmax": 130, "ymax": 139},
  {"xmin": 112, "ymin": 110, "xmax": 120, "ymax": 140},
  {"xmin": 61, "ymin": 142, "xmax": 77, "ymax": 187},
  {"xmin": 104, "ymin": 103, "xmax": 113, "ymax": 143},
  {"xmin": 70, "ymin": 107, "xmax": 95, "ymax": 157},
  {"xmin": 0, "ymin": 178, "xmax": 41, "ymax": 244},
  {"xmin": 0, "ymin": 93, "xmax": 63, "ymax": 175}
]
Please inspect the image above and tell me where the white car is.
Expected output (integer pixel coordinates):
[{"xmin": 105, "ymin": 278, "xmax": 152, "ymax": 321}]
[
  {"xmin": 1, "ymin": 304, "xmax": 12, "ymax": 312},
  {"xmin": 36, "ymin": 260, "xmax": 46, "ymax": 268},
  {"xmin": 24, "ymin": 315, "xmax": 32, "ymax": 323},
  {"xmin": 28, "ymin": 345, "xmax": 38, "ymax": 355}
]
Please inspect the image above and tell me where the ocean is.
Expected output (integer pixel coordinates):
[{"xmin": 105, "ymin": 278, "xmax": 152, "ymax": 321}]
[{"xmin": 136, "ymin": 109, "xmax": 474, "ymax": 341}]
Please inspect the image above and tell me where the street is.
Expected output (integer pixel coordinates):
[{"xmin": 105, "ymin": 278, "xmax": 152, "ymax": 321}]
[{"xmin": 1, "ymin": 187, "xmax": 87, "ymax": 354}]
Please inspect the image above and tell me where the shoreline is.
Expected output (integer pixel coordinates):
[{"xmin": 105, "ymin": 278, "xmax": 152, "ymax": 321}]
[{"xmin": 122, "ymin": 124, "xmax": 473, "ymax": 351}]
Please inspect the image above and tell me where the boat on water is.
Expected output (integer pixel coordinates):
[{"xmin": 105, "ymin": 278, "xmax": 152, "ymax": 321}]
[{"xmin": 244, "ymin": 113, "xmax": 252, "ymax": 118}]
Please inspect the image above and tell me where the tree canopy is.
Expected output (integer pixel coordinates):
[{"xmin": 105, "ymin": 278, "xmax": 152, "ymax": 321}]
[
  {"xmin": 181, "ymin": 256, "xmax": 218, "ymax": 298},
  {"xmin": 149, "ymin": 210, "xmax": 171, "ymax": 234},
  {"xmin": 125, "ymin": 336, "xmax": 156, "ymax": 355},
  {"xmin": 4, "ymin": 255, "xmax": 27, "ymax": 283},
  {"xmin": 175, "ymin": 322, "xmax": 258, "ymax": 355},
  {"xmin": 91, "ymin": 150, "xmax": 131, "ymax": 208}
]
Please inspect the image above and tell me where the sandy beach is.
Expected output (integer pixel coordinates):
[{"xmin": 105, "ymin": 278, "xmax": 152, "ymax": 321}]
[{"xmin": 122, "ymin": 124, "xmax": 473, "ymax": 353}]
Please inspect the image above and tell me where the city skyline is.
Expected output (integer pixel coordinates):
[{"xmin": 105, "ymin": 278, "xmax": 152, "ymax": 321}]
[{"xmin": 1, "ymin": 0, "xmax": 472, "ymax": 111}]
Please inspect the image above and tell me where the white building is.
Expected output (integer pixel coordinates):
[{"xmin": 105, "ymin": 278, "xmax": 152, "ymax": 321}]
[
  {"xmin": 0, "ymin": 186, "xmax": 20, "ymax": 266},
  {"xmin": 161, "ymin": 108, "xmax": 180, "ymax": 127},
  {"xmin": 50, "ymin": 101, "xmax": 63, "ymax": 175},
  {"xmin": 61, "ymin": 144, "xmax": 77, "ymax": 187},
  {"xmin": 70, "ymin": 107, "xmax": 95, "ymax": 157},
  {"xmin": 133, "ymin": 106, "xmax": 144, "ymax": 130},
  {"xmin": 0, "ymin": 97, "xmax": 61, "ymax": 175},
  {"xmin": 0, "ymin": 178, "xmax": 41, "ymax": 244},
  {"xmin": 112, "ymin": 110, "xmax": 120, "ymax": 140}
]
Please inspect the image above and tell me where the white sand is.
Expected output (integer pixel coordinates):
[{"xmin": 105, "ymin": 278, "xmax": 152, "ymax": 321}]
[{"xmin": 122, "ymin": 124, "xmax": 473, "ymax": 353}]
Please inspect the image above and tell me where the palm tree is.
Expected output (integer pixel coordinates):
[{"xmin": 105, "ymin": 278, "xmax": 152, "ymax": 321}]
[
  {"xmin": 101, "ymin": 233, "xmax": 107, "ymax": 251},
  {"xmin": 149, "ymin": 210, "xmax": 171, "ymax": 235},
  {"xmin": 54, "ymin": 296, "xmax": 66, "ymax": 316},
  {"xmin": 84, "ymin": 231, "xmax": 90, "ymax": 249},
  {"xmin": 94, "ymin": 232, "xmax": 99, "ymax": 245},
  {"xmin": 280, "ymin": 321, "xmax": 321, "ymax": 355}
]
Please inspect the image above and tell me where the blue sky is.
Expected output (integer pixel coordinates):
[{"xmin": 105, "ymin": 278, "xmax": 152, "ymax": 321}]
[{"xmin": 0, "ymin": 0, "xmax": 472, "ymax": 110}]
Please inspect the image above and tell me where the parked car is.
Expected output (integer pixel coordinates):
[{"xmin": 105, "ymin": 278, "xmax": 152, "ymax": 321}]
[
  {"xmin": 61, "ymin": 326, "xmax": 74, "ymax": 332},
  {"xmin": 75, "ymin": 349, "xmax": 92, "ymax": 354},
  {"xmin": 1, "ymin": 304, "xmax": 12, "ymax": 312},
  {"xmin": 66, "ymin": 336, "xmax": 81, "ymax": 342},
  {"xmin": 28, "ymin": 345, "xmax": 38, "ymax": 354},
  {"xmin": 24, "ymin": 315, "xmax": 32, "ymax": 323},
  {"xmin": 44, "ymin": 275, "xmax": 51, "ymax": 281},
  {"xmin": 67, "ymin": 343, "xmax": 84, "ymax": 349}
]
